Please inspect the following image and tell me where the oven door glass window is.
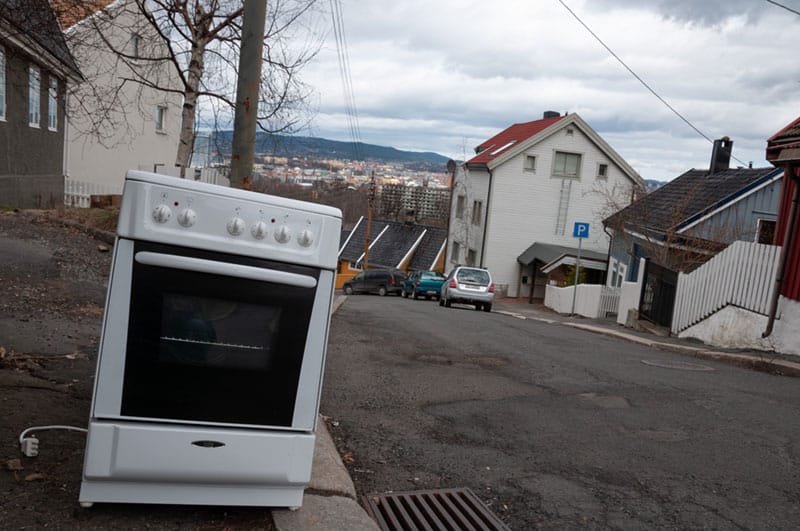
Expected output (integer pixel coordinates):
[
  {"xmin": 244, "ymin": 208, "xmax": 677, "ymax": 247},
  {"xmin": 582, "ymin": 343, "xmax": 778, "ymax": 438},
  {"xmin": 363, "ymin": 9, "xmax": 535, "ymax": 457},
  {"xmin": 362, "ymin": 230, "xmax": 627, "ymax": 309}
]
[{"xmin": 121, "ymin": 242, "xmax": 320, "ymax": 427}]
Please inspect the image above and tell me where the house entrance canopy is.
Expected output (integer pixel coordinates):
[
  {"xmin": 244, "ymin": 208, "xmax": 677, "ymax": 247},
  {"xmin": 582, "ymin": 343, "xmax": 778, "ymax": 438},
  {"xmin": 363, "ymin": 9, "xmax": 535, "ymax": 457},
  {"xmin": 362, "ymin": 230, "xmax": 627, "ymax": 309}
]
[{"xmin": 517, "ymin": 242, "xmax": 608, "ymax": 273}]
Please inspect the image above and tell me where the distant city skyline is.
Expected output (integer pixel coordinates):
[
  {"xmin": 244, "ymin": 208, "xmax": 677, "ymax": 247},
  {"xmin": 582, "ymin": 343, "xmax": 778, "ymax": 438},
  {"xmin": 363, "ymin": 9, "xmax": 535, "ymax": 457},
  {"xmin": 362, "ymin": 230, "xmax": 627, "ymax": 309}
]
[{"xmin": 296, "ymin": 0, "xmax": 800, "ymax": 181}]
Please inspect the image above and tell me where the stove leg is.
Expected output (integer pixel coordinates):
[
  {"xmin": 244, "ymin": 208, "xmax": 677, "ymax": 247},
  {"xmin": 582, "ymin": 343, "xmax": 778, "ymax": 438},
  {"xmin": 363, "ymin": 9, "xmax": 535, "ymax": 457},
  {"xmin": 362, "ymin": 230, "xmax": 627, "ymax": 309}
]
[{"xmin": 79, "ymin": 502, "xmax": 94, "ymax": 508}]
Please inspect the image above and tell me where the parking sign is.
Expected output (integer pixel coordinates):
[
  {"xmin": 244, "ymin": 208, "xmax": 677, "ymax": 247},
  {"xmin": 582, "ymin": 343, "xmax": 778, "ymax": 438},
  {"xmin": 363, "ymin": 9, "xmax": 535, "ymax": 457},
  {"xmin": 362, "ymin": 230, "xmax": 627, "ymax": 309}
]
[{"xmin": 573, "ymin": 222, "xmax": 590, "ymax": 239}]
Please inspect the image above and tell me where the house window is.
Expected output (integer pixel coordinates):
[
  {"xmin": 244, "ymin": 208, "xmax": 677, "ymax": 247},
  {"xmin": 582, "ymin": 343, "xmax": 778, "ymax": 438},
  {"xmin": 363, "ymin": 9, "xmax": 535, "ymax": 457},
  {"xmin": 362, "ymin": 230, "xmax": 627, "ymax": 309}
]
[
  {"xmin": 565, "ymin": 127, "xmax": 574, "ymax": 136},
  {"xmin": 47, "ymin": 77, "xmax": 58, "ymax": 131},
  {"xmin": 155, "ymin": 105, "xmax": 166, "ymax": 132},
  {"xmin": 466, "ymin": 248, "xmax": 477, "ymax": 266},
  {"xmin": 471, "ymin": 200, "xmax": 482, "ymax": 226},
  {"xmin": 131, "ymin": 33, "xmax": 141, "ymax": 59},
  {"xmin": 756, "ymin": 219, "xmax": 776, "ymax": 245},
  {"xmin": 597, "ymin": 163, "xmax": 608, "ymax": 179},
  {"xmin": 0, "ymin": 46, "xmax": 5, "ymax": 121},
  {"xmin": 28, "ymin": 65, "xmax": 40, "ymax": 128},
  {"xmin": 451, "ymin": 241, "xmax": 461, "ymax": 263},
  {"xmin": 524, "ymin": 155, "xmax": 537, "ymax": 172},
  {"xmin": 552, "ymin": 151, "xmax": 581, "ymax": 179},
  {"xmin": 455, "ymin": 194, "xmax": 465, "ymax": 219}
]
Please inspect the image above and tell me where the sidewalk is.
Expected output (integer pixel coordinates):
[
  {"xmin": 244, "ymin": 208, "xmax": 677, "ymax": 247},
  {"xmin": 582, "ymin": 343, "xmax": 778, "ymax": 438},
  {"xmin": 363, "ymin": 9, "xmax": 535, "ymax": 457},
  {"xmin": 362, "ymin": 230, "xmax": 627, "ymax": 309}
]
[{"xmin": 491, "ymin": 298, "xmax": 800, "ymax": 378}]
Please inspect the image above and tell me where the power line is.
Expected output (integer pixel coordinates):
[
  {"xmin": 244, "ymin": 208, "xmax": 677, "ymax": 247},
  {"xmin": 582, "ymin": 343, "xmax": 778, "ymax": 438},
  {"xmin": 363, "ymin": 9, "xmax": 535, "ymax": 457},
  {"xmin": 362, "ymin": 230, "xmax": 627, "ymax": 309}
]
[
  {"xmin": 556, "ymin": 0, "xmax": 748, "ymax": 166},
  {"xmin": 765, "ymin": 0, "xmax": 800, "ymax": 16},
  {"xmin": 330, "ymin": 0, "xmax": 362, "ymax": 160}
]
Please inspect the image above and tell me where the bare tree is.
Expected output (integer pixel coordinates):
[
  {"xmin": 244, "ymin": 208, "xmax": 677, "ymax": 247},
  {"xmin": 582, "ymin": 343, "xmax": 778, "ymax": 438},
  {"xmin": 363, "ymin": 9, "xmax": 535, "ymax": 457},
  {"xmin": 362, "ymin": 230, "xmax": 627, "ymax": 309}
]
[{"xmin": 55, "ymin": 0, "xmax": 323, "ymax": 176}]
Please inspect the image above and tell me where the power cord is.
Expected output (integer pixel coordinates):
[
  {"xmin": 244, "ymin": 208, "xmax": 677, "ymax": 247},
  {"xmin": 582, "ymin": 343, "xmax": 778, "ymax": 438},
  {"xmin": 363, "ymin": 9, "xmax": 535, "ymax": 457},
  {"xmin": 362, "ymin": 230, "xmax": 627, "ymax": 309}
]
[{"xmin": 18, "ymin": 425, "xmax": 88, "ymax": 457}]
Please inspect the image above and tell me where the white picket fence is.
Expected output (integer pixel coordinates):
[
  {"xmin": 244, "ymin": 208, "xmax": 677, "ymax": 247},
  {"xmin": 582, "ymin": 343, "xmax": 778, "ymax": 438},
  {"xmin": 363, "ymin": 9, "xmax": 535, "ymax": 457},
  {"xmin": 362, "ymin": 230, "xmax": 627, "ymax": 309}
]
[
  {"xmin": 599, "ymin": 286, "xmax": 621, "ymax": 317},
  {"xmin": 64, "ymin": 168, "xmax": 229, "ymax": 208},
  {"xmin": 671, "ymin": 241, "xmax": 780, "ymax": 334},
  {"xmin": 64, "ymin": 179, "xmax": 117, "ymax": 208}
]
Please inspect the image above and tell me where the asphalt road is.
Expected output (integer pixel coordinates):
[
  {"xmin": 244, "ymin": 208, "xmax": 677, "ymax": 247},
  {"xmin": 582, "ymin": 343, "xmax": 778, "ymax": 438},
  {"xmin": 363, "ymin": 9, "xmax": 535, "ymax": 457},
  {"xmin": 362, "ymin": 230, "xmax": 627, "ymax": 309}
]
[{"xmin": 321, "ymin": 294, "xmax": 800, "ymax": 530}]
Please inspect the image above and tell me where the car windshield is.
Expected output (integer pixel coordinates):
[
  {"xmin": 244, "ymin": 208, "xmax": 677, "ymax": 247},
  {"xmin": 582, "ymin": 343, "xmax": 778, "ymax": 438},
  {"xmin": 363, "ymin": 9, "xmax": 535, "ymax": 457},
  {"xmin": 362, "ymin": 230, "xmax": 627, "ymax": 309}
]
[{"xmin": 457, "ymin": 269, "xmax": 489, "ymax": 284}]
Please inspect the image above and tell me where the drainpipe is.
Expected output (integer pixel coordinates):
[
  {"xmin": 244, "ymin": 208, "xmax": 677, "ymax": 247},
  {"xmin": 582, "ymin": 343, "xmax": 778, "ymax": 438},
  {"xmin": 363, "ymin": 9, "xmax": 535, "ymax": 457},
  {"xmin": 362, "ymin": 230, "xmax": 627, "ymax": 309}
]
[
  {"xmin": 603, "ymin": 225, "xmax": 614, "ymax": 285},
  {"xmin": 479, "ymin": 167, "xmax": 494, "ymax": 269},
  {"xmin": 763, "ymin": 165, "xmax": 799, "ymax": 338}
]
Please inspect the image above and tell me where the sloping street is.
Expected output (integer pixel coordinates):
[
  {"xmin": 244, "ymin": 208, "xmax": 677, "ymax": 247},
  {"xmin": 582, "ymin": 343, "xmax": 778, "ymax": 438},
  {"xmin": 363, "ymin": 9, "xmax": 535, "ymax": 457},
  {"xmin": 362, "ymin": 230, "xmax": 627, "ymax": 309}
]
[{"xmin": 321, "ymin": 295, "xmax": 800, "ymax": 529}]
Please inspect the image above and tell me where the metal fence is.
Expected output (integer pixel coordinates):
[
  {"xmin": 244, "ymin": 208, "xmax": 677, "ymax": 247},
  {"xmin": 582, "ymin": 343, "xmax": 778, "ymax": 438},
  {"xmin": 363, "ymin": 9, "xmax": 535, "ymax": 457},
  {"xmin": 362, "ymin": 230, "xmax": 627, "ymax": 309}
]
[{"xmin": 671, "ymin": 241, "xmax": 780, "ymax": 334}]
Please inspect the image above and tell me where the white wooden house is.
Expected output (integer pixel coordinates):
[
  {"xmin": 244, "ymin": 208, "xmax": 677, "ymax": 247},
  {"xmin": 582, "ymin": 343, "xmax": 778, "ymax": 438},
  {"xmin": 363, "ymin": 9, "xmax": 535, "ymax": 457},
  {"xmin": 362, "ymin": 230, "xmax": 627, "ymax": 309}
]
[
  {"xmin": 55, "ymin": 0, "xmax": 182, "ymax": 196},
  {"xmin": 447, "ymin": 111, "xmax": 644, "ymax": 299}
]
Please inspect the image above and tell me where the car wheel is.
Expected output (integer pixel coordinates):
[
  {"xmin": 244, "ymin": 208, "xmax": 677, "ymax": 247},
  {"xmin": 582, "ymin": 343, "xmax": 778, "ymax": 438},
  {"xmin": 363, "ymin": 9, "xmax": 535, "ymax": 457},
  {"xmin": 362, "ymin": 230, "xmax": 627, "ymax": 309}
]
[
  {"xmin": 483, "ymin": 303, "xmax": 492, "ymax": 312},
  {"xmin": 344, "ymin": 285, "xmax": 353, "ymax": 295},
  {"xmin": 412, "ymin": 288, "xmax": 418, "ymax": 300},
  {"xmin": 474, "ymin": 303, "xmax": 482, "ymax": 311},
  {"xmin": 445, "ymin": 297, "xmax": 452, "ymax": 308},
  {"xmin": 401, "ymin": 289, "xmax": 407, "ymax": 298},
  {"xmin": 378, "ymin": 286, "xmax": 387, "ymax": 296},
  {"xmin": 438, "ymin": 297, "xmax": 444, "ymax": 307}
]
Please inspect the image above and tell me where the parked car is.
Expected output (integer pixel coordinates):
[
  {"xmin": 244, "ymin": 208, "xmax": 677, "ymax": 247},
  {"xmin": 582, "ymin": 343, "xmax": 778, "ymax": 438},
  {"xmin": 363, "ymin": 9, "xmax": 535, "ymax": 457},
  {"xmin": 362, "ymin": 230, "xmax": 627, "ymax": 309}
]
[
  {"xmin": 439, "ymin": 266, "xmax": 494, "ymax": 312},
  {"xmin": 342, "ymin": 269, "xmax": 407, "ymax": 296},
  {"xmin": 402, "ymin": 270, "xmax": 446, "ymax": 300}
]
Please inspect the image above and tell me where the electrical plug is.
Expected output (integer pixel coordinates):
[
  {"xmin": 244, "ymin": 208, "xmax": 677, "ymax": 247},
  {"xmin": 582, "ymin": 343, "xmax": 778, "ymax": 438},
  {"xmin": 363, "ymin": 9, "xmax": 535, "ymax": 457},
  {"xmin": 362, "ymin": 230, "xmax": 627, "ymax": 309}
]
[{"xmin": 21, "ymin": 437, "xmax": 39, "ymax": 457}]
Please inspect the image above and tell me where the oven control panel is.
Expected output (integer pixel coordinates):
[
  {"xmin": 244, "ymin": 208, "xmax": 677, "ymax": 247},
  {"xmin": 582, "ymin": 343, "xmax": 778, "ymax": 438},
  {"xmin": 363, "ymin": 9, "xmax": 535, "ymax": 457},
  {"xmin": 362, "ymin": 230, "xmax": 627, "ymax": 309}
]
[{"xmin": 118, "ymin": 171, "xmax": 342, "ymax": 269}]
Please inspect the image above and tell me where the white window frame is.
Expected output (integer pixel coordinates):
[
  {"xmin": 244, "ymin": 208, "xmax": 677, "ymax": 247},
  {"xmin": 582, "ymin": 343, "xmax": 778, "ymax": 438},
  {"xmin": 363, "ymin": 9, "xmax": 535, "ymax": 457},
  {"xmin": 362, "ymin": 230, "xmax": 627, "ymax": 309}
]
[
  {"xmin": 552, "ymin": 150, "xmax": 581, "ymax": 179},
  {"xmin": 755, "ymin": 218, "xmax": 776, "ymax": 245},
  {"xmin": 131, "ymin": 33, "xmax": 141, "ymax": 59},
  {"xmin": 597, "ymin": 163, "xmax": 608, "ymax": 179},
  {"xmin": 471, "ymin": 200, "xmax": 483, "ymax": 226},
  {"xmin": 0, "ymin": 46, "xmax": 6, "ymax": 121},
  {"xmin": 466, "ymin": 248, "xmax": 477, "ymax": 266},
  {"xmin": 155, "ymin": 105, "xmax": 166, "ymax": 132},
  {"xmin": 47, "ymin": 77, "xmax": 58, "ymax": 131},
  {"xmin": 524, "ymin": 155, "xmax": 537, "ymax": 172},
  {"xmin": 28, "ymin": 65, "xmax": 40, "ymax": 128}
]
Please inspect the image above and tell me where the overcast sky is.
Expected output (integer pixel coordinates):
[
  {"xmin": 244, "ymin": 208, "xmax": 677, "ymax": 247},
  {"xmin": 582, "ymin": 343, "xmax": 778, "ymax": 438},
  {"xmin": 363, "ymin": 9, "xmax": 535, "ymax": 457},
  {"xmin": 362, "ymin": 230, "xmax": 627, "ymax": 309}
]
[{"xmin": 299, "ymin": 0, "xmax": 800, "ymax": 181}]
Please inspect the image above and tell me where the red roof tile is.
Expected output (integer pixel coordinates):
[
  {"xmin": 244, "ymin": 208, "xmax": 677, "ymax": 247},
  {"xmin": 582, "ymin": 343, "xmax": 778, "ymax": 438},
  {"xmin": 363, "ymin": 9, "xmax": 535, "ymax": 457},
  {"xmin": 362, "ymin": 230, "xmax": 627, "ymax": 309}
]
[{"xmin": 468, "ymin": 115, "xmax": 564, "ymax": 166}]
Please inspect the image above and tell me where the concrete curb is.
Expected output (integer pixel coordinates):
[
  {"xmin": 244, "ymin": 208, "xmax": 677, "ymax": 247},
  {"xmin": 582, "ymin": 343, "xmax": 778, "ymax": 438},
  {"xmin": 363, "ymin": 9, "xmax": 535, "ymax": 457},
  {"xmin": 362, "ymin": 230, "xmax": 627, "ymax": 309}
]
[
  {"xmin": 508, "ymin": 309, "xmax": 800, "ymax": 378},
  {"xmin": 273, "ymin": 294, "xmax": 380, "ymax": 530}
]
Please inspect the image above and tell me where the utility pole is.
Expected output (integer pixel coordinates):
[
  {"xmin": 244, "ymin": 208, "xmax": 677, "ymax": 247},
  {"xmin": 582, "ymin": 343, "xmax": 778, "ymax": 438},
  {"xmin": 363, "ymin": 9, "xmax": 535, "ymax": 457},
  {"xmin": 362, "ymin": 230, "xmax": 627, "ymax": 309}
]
[
  {"xmin": 230, "ymin": 0, "xmax": 267, "ymax": 190},
  {"xmin": 363, "ymin": 171, "xmax": 376, "ymax": 270}
]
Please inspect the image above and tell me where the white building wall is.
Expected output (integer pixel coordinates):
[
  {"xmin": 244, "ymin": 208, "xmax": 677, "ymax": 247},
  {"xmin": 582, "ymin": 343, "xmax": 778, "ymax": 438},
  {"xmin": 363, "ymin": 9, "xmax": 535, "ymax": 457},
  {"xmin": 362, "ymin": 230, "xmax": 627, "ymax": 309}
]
[
  {"xmin": 64, "ymin": 0, "xmax": 182, "ymax": 194},
  {"xmin": 678, "ymin": 296, "xmax": 800, "ymax": 357},
  {"xmin": 483, "ymin": 125, "xmax": 636, "ymax": 297},
  {"xmin": 446, "ymin": 165, "xmax": 489, "ymax": 271}
]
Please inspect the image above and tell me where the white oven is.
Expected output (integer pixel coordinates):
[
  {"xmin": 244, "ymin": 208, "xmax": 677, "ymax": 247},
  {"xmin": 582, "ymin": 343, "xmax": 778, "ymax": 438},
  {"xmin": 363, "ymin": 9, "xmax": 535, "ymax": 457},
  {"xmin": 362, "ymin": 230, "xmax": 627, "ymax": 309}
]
[{"xmin": 79, "ymin": 171, "xmax": 341, "ymax": 508}]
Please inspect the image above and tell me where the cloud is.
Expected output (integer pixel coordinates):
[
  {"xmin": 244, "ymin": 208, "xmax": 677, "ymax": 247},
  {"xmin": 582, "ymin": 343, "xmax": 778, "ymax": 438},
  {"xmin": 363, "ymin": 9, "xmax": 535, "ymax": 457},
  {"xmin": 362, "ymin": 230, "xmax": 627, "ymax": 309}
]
[{"xmin": 298, "ymin": 0, "xmax": 800, "ymax": 180}]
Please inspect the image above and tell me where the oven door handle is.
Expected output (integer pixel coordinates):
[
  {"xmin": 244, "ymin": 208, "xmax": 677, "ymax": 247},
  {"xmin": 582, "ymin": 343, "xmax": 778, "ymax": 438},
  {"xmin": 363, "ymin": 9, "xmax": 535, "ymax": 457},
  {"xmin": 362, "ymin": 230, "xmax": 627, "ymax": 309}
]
[{"xmin": 134, "ymin": 251, "xmax": 318, "ymax": 288}]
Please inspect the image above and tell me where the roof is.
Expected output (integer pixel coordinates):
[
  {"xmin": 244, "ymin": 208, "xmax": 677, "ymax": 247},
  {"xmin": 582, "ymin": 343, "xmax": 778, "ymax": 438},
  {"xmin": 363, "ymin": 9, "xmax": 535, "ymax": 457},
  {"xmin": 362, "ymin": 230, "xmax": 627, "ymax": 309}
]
[
  {"xmin": 468, "ymin": 116, "xmax": 564, "ymax": 166},
  {"xmin": 340, "ymin": 217, "xmax": 447, "ymax": 271},
  {"xmin": 51, "ymin": 0, "xmax": 117, "ymax": 30},
  {"xmin": 517, "ymin": 242, "xmax": 607, "ymax": 266},
  {"xmin": 605, "ymin": 166, "xmax": 783, "ymax": 235},
  {"xmin": 465, "ymin": 113, "xmax": 645, "ymax": 189},
  {"xmin": 766, "ymin": 116, "xmax": 800, "ymax": 165},
  {"xmin": 0, "ymin": 0, "xmax": 82, "ymax": 79}
]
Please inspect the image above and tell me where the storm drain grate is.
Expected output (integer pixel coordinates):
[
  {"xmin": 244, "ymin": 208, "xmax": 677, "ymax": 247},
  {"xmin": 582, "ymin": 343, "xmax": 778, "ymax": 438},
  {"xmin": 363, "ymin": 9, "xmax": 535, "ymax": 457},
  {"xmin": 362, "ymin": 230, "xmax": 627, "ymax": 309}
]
[{"xmin": 361, "ymin": 487, "xmax": 510, "ymax": 531}]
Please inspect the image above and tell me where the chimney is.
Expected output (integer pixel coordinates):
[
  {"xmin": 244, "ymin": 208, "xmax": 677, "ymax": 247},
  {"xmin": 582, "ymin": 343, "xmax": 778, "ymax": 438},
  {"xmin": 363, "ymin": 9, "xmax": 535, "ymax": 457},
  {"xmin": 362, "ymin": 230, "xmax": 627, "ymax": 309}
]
[
  {"xmin": 543, "ymin": 110, "xmax": 560, "ymax": 119},
  {"xmin": 709, "ymin": 137, "xmax": 733, "ymax": 174}
]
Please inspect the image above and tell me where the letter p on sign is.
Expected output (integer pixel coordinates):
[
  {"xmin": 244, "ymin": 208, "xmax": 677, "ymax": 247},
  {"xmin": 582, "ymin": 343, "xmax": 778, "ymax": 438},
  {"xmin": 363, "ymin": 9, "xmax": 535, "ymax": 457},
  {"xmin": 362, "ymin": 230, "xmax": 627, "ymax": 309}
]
[{"xmin": 573, "ymin": 222, "xmax": 590, "ymax": 239}]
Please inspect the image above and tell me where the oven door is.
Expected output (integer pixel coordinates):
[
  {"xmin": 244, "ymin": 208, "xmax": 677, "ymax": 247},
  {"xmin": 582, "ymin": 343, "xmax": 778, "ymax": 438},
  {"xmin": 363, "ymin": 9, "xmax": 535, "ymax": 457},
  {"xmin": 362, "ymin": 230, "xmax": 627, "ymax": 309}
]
[{"xmin": 92, "ymin": 239, "xmax": 332, "ymax": 430}]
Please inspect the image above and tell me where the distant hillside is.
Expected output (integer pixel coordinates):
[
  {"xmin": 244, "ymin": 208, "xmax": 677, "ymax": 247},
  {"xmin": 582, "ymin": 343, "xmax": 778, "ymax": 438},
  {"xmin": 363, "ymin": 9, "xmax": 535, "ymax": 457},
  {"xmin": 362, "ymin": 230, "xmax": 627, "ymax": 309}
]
[
  {"xmin": 645, "ymin": 179, "xmax": 666, "ymax": 192},
  {"xmin": 208, "ymin": 131, "xmax": 450, "ymax": 167}
]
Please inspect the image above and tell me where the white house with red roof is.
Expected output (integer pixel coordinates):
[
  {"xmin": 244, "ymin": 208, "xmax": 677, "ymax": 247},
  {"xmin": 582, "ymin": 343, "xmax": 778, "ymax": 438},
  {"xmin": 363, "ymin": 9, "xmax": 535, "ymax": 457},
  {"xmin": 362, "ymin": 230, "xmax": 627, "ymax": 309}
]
[{"xmin": 446, "ymin": 111, "xmax": 644, "ymax": 300}]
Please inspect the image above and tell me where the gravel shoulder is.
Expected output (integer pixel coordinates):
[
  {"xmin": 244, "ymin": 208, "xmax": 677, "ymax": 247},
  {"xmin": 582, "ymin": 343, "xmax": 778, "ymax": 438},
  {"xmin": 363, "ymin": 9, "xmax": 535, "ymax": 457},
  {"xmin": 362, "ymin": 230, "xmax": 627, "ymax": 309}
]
[{"xmin": 0, "ymin": 210, "xmax": 275, "ymax": 529}]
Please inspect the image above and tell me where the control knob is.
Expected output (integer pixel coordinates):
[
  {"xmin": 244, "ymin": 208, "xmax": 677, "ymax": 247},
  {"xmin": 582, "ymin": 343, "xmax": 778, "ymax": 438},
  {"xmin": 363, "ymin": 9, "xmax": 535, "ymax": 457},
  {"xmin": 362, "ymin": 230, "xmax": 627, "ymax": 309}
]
[
  {"xmin": 274, "ymin": 225, "xmax": 292, "ymax": 243},
  {"xmin": 297, "ymin": 228, "xmax": 314, "ymax": 247},
  {"xmin": 152, "ymin": 204, "xmax": 172, "ymax": 224},
  {"xmin": 177, "ymin": 208, "xmax": 197, "ymax": 228},
  {"xmin": 227, "ymin": 217, "xmax": 246, "ymax": 236},
  {"xmin": 251, "ymin": 220, "xmax": 269, "ymax": 240}
]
